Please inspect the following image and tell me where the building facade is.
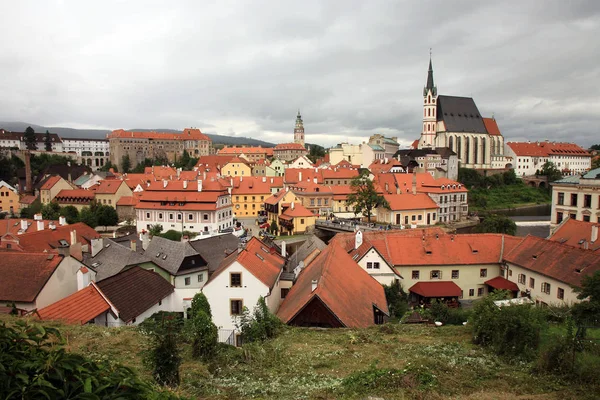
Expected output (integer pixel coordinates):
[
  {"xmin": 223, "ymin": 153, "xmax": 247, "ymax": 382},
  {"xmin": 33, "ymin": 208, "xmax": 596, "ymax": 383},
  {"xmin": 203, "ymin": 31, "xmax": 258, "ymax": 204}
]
[
  {"xmin": 62, "ymin": 138, "xmax": 110, "ymax": 170},
  {"xmin": 108, "ymin": 128, "xmax": 212, "ymax": 170},
  {"xmin": 368, "ymin": 134, "xmax": 400, "ymax": 159},
  {"xmin": 551, "ymin": 168, "xmax": 600, "ymax": 226},
  {"xmin": 0, "ymin": 181, "xmax": 19, "ymax": 214},
  {"xmin": 505, "ymin": 141, "xmax": 591, "ymax": 177},
  {"xmin": 273, "ymin": 143, "xmax": 308, "ymax": 162}
]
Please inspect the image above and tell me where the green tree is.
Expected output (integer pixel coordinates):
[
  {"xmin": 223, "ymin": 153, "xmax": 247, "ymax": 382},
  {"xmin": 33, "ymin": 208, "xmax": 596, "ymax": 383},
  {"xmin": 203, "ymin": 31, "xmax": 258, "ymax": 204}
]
[
  {"xmin": 79, "ymin": 206, "xmax": 98, "ymax": 228},
  {"xmin": 572, "ymin": 270, "xmax": 600, "ymax": 327},
  {"xmin": 269, "ymin": 219, "xmax": 278, "ymax": 235},
  {"xmin": 121, "ymin": 154, "xmax": 132, "ymax": 173},
  {"xmin": 383, "ymin": 280, "xmax": 408, "ymax": 318},
  {"xmin": 236, "ymin": 296, "xmax": 283, "ymax": 343},
  {"xmin": 502, "ymin": 169, "xmax": 517, "ymax": 185},
  {"xmin": 186, "ymin": 309, "xmax": 218, "ymax": 360},
  {"xmin": 592, "ymin": 157, "xmax": 600, "ymax": 170},
  {"xmin": 99, "ymin": 160, "xmax": 117, "ymax": 172},
  {"xmin": 59, "ymin": 205, "xmax": 79, "ymax": 224},
  {"xmin": 473, "ymin": 214, "xmax": 517, "ymax": 235},
  {"xmin": 40, "ymin": 202, "xmax": 61, "ymax": 220},
  {"xmin": 189, "ymin": 293, "xmax": 212, "ymax": 319},
  {"xmin": 590, "ymin": 144, "xmax": 600, "ymax": 151},
  {"xmin": 44, "ymin": 130, "xmax": 52, "ymax": 152},
  {"xmin": 539, "ymin": 161, "xmax": 562, "ymax": 182},
  {"xmin": 347, "ymin": 173, "xmax": 388, "ymax": 222},
  {"xmin": 306, "ymin": 143, "xmax": 326, "ymax": 163},
  {"xmin": 24, "ymin": 126, "xmax": 37, "ymax": 151},
  {"xmin": 149, "ymin": 224, "xmax": 163, "ymax": 237},
  {"xmin": 458, "ymin": 168, "xmax": 482, "ymax": 188},
  {"xmin": 160, "ymin": 230, "xmax": 182, "ymax": 242},
  {"xmin": 96, "ymin": 204, "xmax": 119, "ymax": 226}
]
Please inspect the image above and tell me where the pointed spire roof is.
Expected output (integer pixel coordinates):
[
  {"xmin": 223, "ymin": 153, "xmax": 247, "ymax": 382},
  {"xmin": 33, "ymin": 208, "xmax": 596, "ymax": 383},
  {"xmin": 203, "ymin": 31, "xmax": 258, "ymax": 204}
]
[{"xmin": 423, "ymin": 53, "xmax": 437, "ymax": 96}]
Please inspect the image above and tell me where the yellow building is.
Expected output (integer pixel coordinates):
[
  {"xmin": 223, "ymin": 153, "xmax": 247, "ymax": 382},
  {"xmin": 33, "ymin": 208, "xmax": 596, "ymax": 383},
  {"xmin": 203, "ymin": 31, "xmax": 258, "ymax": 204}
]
[
  {"xmin": 40, "ymin": 175, "xmax": 73, "ymax": 205},
  {"xmin": 231, "ymin": 176, "xmax": 279, "ymax": 217},
  {"xmin": 264, "ymin": 189, "xmax": 300, "ymax": 223},
  {"xmin": 93, "ymin": 180, "xmax": 133, "ymax": 208},
  {"xmin": 0, "ymin": 181, "xmax": 20, "ymax": 214},
  {"xmin": 278, "ymin": 201, "xmax": 317, "ymax": 235},
  {"xmin": 222, "ymin": 157, "xmax": 252, "ymax": 177}
]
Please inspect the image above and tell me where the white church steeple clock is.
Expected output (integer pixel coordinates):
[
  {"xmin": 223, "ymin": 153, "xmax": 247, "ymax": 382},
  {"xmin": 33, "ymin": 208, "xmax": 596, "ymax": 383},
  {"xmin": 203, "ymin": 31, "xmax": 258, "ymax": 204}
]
[
  {"xmin": 294, "ymin": 110, "xmax": 305, "ymax": 146},
  {"xmin": 420, "ymin": 52, "xmax": 438, "ymax": 149}
]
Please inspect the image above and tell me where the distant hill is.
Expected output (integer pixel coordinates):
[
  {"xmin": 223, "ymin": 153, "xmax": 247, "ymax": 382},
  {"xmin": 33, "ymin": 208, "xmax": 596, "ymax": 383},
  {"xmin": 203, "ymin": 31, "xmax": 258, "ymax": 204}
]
[{"xmin": 0, "ymin": 121, "xmax": 275, "ymax": 147}]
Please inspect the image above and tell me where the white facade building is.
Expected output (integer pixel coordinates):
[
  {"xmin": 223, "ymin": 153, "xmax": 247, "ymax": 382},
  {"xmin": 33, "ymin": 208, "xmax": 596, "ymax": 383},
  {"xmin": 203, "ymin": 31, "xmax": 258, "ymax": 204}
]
[{"xmin": 505, "ymin": 141, "xmax": 591, "ymax": 177}]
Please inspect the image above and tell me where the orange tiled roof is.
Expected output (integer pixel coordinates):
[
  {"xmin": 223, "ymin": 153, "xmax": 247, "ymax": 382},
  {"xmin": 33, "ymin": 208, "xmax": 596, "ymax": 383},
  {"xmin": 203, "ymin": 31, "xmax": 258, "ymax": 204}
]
[
  {"xmin": 15, "ymin": 222, "xmax": 101, "ymax": 252},
  {"xmin": 383, "ymin": 193, "xmax": 438, "ymax": 211},
  {"xmin": 506, "ymin": 142, "xmax": 590, "ymax": 157},
  {"xmin": 94, "ymin": 180, "xmax": 125, "ymax": 194},
  {"xmin": 37, "ymin": 284, "xmax": 110, "ymax": 324},
  {"xmin": 0, "ymin": 252, "xmax": 63, "ymax": 303},
  {"xmin": 411, "ymin": 139, "xmax": 419, "ymax": 149},
  {"xmin": 548, "ymin": 219, "xmax": 600, "ymax": 251},
  {"xmin": 40, "ymin": 175, "xmax": 62, "ymax": 191},
  {"xmin": 218, "ymin": 147, "xmax": 271, "ymax": 155},
  {"xmin": 19, "ymin": 195, "xmax": 37, "ymax": 205},
  {"xmin": 277, "ymin": 242, "xmax": 388, "ymax": 328},
  {"xmin": 482, "ymin": 118, "xmax": 502, "ymax": 136},
  {"xmin": 321, "ymin": 169, "xmax": 359, "ymax": 179},
  {"xmin": 274, "ymin": 143, "xmax": 307, "ymax": 151},
  {"xmin": 284, "ymin": 168, "xmax": 323, "ymax": 184},
  {"xmin": 116, "ymin": 196, "xmax": 138, "ymax": 206},
  {"xmin": 375, "ymin": 173, "xmax": 466, "ymax": 195},
  {"xmin": 504, "ymin": 235, "xmax": 600, "ymax": 287},
  {"xmin": 409, "ymin": 281, "xmax": 462, "ymax": 297},
  {"xmin": 484, "ymin": 276, "xmax": 519, "ymax": 291},
  {"xmin": 0, "ymin": 218, "xmax": 58, "ymax": 236},
  {"xmin": 264, "ymin": 189, "xmax": 288, "ymax": 205},
  {"xmin": 232, "ymin": 176, "xmax": 283, "ymax": 195},
  {"xmin": 208, "ymin": 237, "xmax": 284, "ymax": 288},
  {"xmin": 280, "ymin": 202, "xmax": 314, "ymax": 218},
  {"xmin": 108, "ymin": 128, "xmax": 210, "ymax": 141}
]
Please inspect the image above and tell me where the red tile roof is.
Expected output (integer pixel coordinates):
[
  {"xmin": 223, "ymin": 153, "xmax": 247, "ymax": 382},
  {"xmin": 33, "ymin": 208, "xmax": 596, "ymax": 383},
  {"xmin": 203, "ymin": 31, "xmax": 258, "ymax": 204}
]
[
  {"xmin": 506, "ymin": 142, "xmax": 590, "ymax": 157},
  {"xmin": 375, "ymin": 173, "xmax": 466, "ymax": 195},
  {"xmin": 274, "ymin": 143, "xmax": 307, "ymax": 151},
  {"xmin": 383, "ymin": 193, "xmax": 439, "ymax": 211},
  {"xmin": 96, "ymin": 267, "xmax": 174, "ymax": 323},
  {"xmin": 411, "ymin": 139, "xmax": 419, "ymax": 149},
  {"xmin": 94, "ymin": 180, "xmax": 126, "ymax": 194},
  {"xmin": 208, "ymin": 237, "xmax": 284, "ymax": 288},
  {"xmin": 548, "ymin": 219, "xmax": 600, "ymax": 251},
  {"xmin": 116, "ymin": 196, "xmax": 139, "ymax": 206},
  {"xmin": 504, "ymin": 235, "xmax": 600, "ymax": 288},
  {"xmin": 0, "ymin": 253, "xmax": 63, "ymax": 303},
  {"xmin": 264, "ymin": 189, "xmax": 290, "ymax": 205},
  {"xmin": 218, "ymin": 146, "xmax": 271, "ymax": 155},
  {"xmin": 408, "ymin": 281, "xmax": 462, "ymax": 298},
  {"xmin": 0, "ymin": 218, "xmax": 58, "ymax": 236},
  {"xmin": 482, "ymin": 118, "xmax": 502, "ymax": 136},
  {"xmin": 19, "ymin": 195, "xmax": 38, "ymax": 205},
  {"xmin": 108, "ymin": 128, "xmax": 210, "ymax": 141},
  {"xmin": 55, "ymin": 189, "xmax": 95, "ymax": 201},
  {"xmin": 40, "ymin": 175, "xmax": 62, "ymax": 191},
  {"xmin": 277, "ymin": 242, "xmax": 388, "ymax": 328},
  {"xmin": 284, "ymin": 168, "xmax": 323, "ymax": 184},
  {"xmin": 144, "ymin": 179, "xmax": 228, "ymax": 193},
  {"xmin": 280, "ymin": 202, "xmax": 314, "ymax": 219},
  {"xmin": 15, "ymin": 222, "xmax": 101, "ymax": 252},
  {"xmin": 37, "ymin": 284, "xmax": 111, "ymax": 324},
  {"xmin": 369, "ymin": 159, "xmax": 404, "ymax": 174},
  {"xmin": 321, "ymin": 169, "xmax": 360, "ymax": 180},
  {"xmin": 231, "ymin": 176, "xmax": 283, "ymax": 195},
  {"xmin": 485, "ymin": 276, "xmax": 519, "ymax": 292}
]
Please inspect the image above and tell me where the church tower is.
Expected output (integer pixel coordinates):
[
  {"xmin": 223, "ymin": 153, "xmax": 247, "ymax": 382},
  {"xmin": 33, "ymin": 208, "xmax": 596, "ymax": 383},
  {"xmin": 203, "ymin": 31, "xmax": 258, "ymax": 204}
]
[
  {"xmin": 419, "ymin": 55, "xmax": 438, "ymax": 149},
  {"xmin": 294, "ymin": 110, "xmax": 305, "ymax": 146}
]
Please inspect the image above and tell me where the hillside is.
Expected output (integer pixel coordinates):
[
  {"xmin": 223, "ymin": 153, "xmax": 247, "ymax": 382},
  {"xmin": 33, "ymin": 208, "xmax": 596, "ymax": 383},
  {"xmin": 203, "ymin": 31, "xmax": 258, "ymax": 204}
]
[
  {"xmin": 4, "ymin": 316, "xmax": 595, "ymax": 400},
  {"xmin": 0, "ymin": 121, "xmax": 275, "ymax": 147}
]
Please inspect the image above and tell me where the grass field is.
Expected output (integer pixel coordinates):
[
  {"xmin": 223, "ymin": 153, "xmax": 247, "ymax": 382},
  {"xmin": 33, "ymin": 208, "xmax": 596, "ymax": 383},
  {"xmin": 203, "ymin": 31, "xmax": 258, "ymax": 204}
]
[
  {"xmin": 9, "ymin": 317, "xmax": 598, "ymax": 400},
  {"xmin": 469, "ymin": 185, "xmax": 551, "ymax": 212}
]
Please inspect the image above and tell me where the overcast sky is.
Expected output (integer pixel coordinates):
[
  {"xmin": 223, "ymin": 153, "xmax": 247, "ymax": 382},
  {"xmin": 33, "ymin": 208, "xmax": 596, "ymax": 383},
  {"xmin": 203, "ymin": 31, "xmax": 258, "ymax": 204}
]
[{"xmin": 1, "ymin": 1, "xmax": 599, "ymax": 148}]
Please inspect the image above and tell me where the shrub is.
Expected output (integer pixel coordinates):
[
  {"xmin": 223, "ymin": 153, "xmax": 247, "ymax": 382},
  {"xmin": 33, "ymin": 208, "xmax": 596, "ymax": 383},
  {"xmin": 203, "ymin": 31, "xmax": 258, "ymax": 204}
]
[
  {"xmin": 446, "ymin": 307, "xmax": 472, "ymax": 326},
  {"xmin": 534, "ymin": 333, "xmax": 575, "ymax": 375},
  {"xmin": 237, "ymin": 296, "xmax": 283, "ymax": 343},
  {"xmin": 429, "ymin": 299, "xmax": 450, "ymax": 323},
  {"xmin": 190, "ymin": 292, "xmax": 212, "ymax": 319},
  {"xmin": 145, "ymin": 329, "xmax": 182, "ymax": 387},
  {"xmin": 187, "ymin": 310, "xmax": 218, "ymax": 360},
  {"xmin": 0, "ymin": 320, "xmax": 179, "ymax": 399},
  {"xmin": 383, "ymin": 280, "xmax": 408, "ymax": 318}
]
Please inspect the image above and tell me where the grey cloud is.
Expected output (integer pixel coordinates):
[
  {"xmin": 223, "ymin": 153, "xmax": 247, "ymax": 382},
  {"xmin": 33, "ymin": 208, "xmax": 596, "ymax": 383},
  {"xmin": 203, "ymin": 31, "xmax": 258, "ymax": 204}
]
[{"xmin": 0, "ymin": 1, "xmax": 599, "ymax": 148}]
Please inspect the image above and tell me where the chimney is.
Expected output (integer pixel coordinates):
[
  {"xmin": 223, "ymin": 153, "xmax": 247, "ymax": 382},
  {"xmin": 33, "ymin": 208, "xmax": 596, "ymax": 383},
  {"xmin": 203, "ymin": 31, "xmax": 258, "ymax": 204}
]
[
  {"xmin": 197, "ymin": 180, "xmax": 203, "ymax": 192},
  {"xmin": 270, "ymin": 178, "xmax": 273, "ymax": 184},
  {"xmin": 20, "ymin": 220, "xmax": 27, "ymax": 231},
  {"xmin": 240, "ymin": 176, "xmax": 243, "ymax": 182},
  {"xmin": 291, "ymin": 202, "xmax": 295, "ymax": 210},
  {"xmin": 91, "ymin": 237, "xmax": 103, "ymax": 257},
  {"xmin": 183, "ymin": 180, "xmax": 188, "ymax": 189},
  {"xmin": 311, "ymin": 279, "xmax": 318, "ymax": 292},
  {"xmin": 76, "ymin": 266, "xmax": 90, "ymax": 291},
  {"xmin": 412, "ymin": 172, "xmax": 417, "ymax": 195},
  {"xmin": 130, "ymin": 240, "xmax": 137, "ymax": 252},
  {"xmin": 203, "ymin": 171, "xmax": 207, "ymax": 180},
  {"xmin": 592, "ymin": 225, "xmax": 598, "ymax": 243},
  {"xmin": 355, "ymin": 230, "xmax": 363, "ymax": 250},
  {"xmin": 141, "ymin": 230, "xmax": 150, "ymax": 251},
  {"xmin": 59, "ymin": 216, "xmax": 67, "ymax": 226},
  {"xmin": 37, "ymin": 220, "xmax": 44, "ymax": 231},
  {"xmin": 49, "ymin": 222, "xmax": 56, "ymax": 230},
  {"xmin": 262, "ymin": 177, "xmax": 266, "ymax": 182},
  {"xmin": 281, "ymin": 240, "xmax": 286, "ymax": 257},
  {"xmin": 177, "ymin": 168, "xmax": 181, "ymax": 178},
  {"xmin": 34, "ymin": 213, "xmax": 42, "ymax": 221},
  {"xmin": 385, "ymin": 183, "xmax": 389, "ymax": 193},
  {"xmin": 163, "ymin": 180, "xmax": 168, "ymax": 188},
  {"xmin": 230, "ymin": 178, "xmax": 234, "ymax": 187},
  {"xmin": 298, "ymin": 171, "xmax": 302, "ymax": 182},
  {"xmin": 313, "ymin": 177, "xmax": 318, "ymax": 184},
  {"xmin": 70, "ymin": 229, "xmax": 77, "ymax": 246}
]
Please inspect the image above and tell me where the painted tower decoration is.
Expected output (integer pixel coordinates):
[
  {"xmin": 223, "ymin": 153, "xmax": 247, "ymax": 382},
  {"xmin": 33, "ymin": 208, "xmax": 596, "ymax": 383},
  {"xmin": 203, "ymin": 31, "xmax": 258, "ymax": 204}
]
[
  {"xmin": 420, "ymin": 55, "xmax": 437, "ymax": 148},
  {"xmin": 294, "ymin": 110, "xmax": 305, "ymax": 146}
]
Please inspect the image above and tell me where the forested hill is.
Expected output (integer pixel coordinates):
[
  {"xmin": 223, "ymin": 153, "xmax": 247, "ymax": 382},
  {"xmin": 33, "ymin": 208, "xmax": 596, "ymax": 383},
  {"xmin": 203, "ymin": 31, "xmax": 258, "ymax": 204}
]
[{"xmin": 0, "ymin": 121, "xmax": 275, "ymax": 147}]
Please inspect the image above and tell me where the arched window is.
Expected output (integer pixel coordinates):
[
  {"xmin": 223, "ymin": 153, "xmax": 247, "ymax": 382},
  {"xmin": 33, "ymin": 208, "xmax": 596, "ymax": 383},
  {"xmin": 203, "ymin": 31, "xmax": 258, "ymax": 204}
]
[
  {"xmin": 424, "ymin": 109, "xmax": 427, "ymax": 117},
  {"xmin": 448, "ymin": 136, "xmax": 454, "ymax": 152},
  {"xmin": 481, "ymin": 137, "xmax": 486, "ymax": 164},
  {"xmin": 473, "ymin": 137, "xmax": 479, "ymax": 165},
  {"xmin": 457, "ymin": 137, "xmax": 462, "ymax": 161},
  {"xmin": 428, "ymin": 95, "xmax": 431, "ymax": 103},
  {"xmin": 465, "ymin": 137, "xmax": 471, "ymax": 164},
  {"xmin": 491, "ymin": 138, "xmax": 495, "ymax": 155},
  {"xmin": 428, "ymin": 108, "xmax": 431, "ymax": 117}
]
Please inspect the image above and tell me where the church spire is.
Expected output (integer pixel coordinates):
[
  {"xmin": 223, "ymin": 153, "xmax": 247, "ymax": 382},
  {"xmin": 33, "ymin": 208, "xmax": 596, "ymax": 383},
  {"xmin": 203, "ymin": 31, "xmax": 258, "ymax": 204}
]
[
  {"xmin": 423, "ymin": 50, "xmax": 437, "ymax": 96},
  {"xmin": 294, "ymin": 110, "xmax": 305, "ymax": 146}
]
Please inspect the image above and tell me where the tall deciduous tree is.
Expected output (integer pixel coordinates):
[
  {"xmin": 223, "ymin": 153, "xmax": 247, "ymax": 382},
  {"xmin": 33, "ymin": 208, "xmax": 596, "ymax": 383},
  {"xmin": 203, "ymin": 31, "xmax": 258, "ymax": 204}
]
[
  {"xmin": 24, "ymin": 126, "xmax": 37, "ymax": 151},
  {"xmin": 44, "ymin": 130, "xmax": 52, "ymax": 152},
  {"xmin": 121, "ymin": 154, "xmax": 131, "ymax": 173},
  {"xmin": 347, "ymin": 173, "xmax": 388, "ymax": 222},
  {"xmin": 473, "ymin": 214, "xmax": 517, "ymax": 235},
  {"xmin": 539, "ymin": 161, "xmax": 562, "ymax": 182}
]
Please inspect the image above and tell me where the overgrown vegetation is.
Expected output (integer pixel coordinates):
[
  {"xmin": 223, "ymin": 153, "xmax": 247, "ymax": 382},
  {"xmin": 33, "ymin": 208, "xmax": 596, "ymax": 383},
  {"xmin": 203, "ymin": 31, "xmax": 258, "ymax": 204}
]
[
  {"xmin": 236, "ymin": 296, "xmax": 284, "ymax": 343},
  {"xmin": 186, "ymin": 293, "xmax": 218, "ymax": 360},
  {"xmin": 473, "ymin": 213, "xmax": 517, "ymax": 235},
  {"xmin": 459, "ymin": 168, "xmax": 551, "ymax": 211},
  {"xmin": 0, "ymin": 320, "xmax": 178, "ymax": 399},
  {"xmin": 347, "ymin": 171, "xmax": 389, "ymax": 222},
  {"xmin": 383, "ymin": 280, "xmax": 409, "ymax": 318}
]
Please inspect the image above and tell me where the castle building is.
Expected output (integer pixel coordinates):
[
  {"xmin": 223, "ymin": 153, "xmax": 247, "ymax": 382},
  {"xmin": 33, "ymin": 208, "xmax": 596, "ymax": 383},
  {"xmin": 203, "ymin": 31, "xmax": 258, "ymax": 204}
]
[
  {"xmin": 294, "ymin": 110, "xmax": 305, "ymax": 147},
  {"xmin": 417, "ymin": 57, "xmax": 507, "ymax": 170}
]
